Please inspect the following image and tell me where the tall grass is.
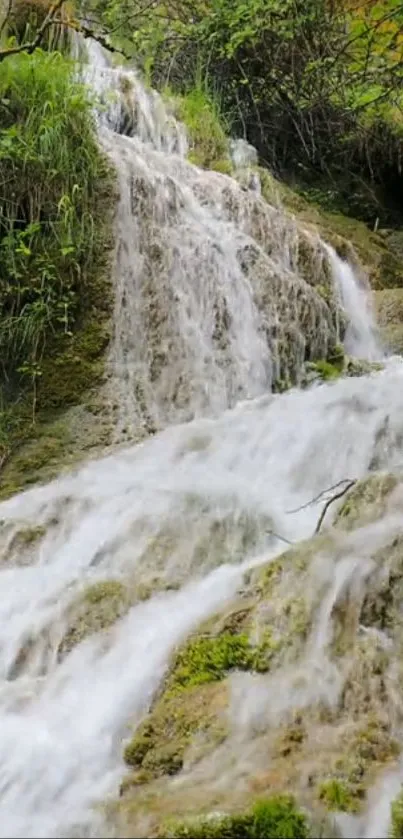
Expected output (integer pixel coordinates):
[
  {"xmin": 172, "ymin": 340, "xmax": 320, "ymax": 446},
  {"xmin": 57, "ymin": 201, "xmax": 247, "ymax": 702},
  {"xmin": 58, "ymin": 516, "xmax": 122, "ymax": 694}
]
[{"xmin": 0, "ymin": 48, "xmax": 107, "ymax": 390}]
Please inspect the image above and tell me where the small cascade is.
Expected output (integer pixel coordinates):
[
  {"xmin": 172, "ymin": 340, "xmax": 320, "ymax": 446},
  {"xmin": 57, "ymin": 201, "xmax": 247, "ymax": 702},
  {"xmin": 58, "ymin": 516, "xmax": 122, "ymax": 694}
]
[
  {"xmin": 78, "ymin": 41, "xmax": 362, "ymax": 440},
  {"xmin": 326, "ymin": 245, "xmax": 383, "ymax": 361}
]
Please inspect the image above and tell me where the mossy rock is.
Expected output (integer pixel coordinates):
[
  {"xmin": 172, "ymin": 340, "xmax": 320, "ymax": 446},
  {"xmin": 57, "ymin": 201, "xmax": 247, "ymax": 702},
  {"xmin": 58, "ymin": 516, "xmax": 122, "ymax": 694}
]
[
  {"xmin": 374, "ymin": 288, "xmax": 403, "ymax": 353},
  {"xmin": 123, "ymin": 680, "xmax": 229, "ymax": 781},
  {"xmin": 335, "ymin": 473, "xmax": 398, "ymax": 531},
  {"xmin": 318, "ymin": 778, "xmax": 361, "ymax": 813},
  {"xmin": 258, "ymin": 166, "xmax": 403, "ymax": 293},
  {"xmin": 58, "ymin": 579, "xmax": 130, "ymax": 658}
]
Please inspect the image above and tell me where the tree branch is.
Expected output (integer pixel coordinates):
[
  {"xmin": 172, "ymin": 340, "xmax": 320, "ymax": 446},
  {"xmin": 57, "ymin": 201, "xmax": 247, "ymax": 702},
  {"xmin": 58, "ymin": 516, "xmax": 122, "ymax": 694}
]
[
  {"xmin": 286, "ymin": 479, "xmax": 355, "ymax": 514},
  {"xmin": 315, "ymin": 479, "xmax": 356, "ymax": 534},
  {"xmin": 0, "ymin": 0, "xmax": 67, "ymax": 62}
]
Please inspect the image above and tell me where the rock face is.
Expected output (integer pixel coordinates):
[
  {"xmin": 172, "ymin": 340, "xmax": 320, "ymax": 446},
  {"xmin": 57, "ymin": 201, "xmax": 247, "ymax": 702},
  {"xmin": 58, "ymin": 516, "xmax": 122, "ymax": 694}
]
[
  {"xmin": 108, "ymin": 470, "xmax": 403, "ymax": 838},
  {"xmin": 375, "ymin": 289, "xmax": 403, "ymax": 354}
]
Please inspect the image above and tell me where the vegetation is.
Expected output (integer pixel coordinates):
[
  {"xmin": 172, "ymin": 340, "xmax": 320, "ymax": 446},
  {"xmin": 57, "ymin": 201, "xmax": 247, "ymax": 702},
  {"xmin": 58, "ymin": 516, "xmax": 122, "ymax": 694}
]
[
  {"xmin": 169, "ymin": 84, "xmax": 231, "ymax": 172},
  {"xmin": 161, "ymin": 796, "xmax": 310, "ymax": 839},
  {"xmin": 318, "ymin": 778, "xmax": 359, "ymax": 813},
  {"xmin": 84, "ymin": 0, "xmax": 403, "ymax": 228},
  {"xmin": 390, "ymin": 788, "xmax": 403, "ymax": 838},
  {"xmin": 0, "ymin": 12, "xmax": 114, "ymax": 484},
  {"xmin": 169, "ymin": 631, "xmax": 274, "ymax": 691}
]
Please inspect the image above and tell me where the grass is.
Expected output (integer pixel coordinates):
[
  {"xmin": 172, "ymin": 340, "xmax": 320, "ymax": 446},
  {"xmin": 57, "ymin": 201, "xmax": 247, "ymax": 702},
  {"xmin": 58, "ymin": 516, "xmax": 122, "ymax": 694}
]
[
  {"xmin": 0, "ymin": 47, "xmax": 115, "ymax": 477},
  {"xmin": 318, "ymin": 779, "xmax": 358, "ymax": 814},
  {"xmin": 168, "ymin": 83, "xmax": 231, "ymax": 172}
]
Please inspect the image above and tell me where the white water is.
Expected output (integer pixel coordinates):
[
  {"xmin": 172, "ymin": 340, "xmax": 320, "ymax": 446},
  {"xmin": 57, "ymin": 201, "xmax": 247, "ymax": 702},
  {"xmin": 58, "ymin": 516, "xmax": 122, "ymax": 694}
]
[
  {"xmin": 0, "ymin": 40, "xmax": 400, "ymax": 839},
  {"xmin": 326, "ymin": 245, "xmax": 383, "ymax": 361}
]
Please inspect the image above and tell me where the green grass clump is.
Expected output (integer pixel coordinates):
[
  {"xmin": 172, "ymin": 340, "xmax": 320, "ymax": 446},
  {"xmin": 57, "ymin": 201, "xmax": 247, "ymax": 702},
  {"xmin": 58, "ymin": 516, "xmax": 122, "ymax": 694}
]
[
  {"xmin": 171, "ymin": 85, "xmax": 230, "ymax": 171},
  {"xmin": 170, "ymin": 632, "xmax": 274, "ymax": 691},
  {"xmin": 162, "ymin": 795, "xmax": 309, "ymax": 838},
  {"xmin": 318, "ymin": 779, "xmax": 359, "ymax": 814},
  {"xmin": 390, "ymin": 788, "xmax": 403, "ymax": 838}
]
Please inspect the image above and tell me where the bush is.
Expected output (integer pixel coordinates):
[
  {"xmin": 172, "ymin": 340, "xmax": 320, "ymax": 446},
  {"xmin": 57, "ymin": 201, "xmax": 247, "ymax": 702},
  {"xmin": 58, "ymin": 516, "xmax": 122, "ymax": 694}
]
[{"xmin": 162, "ymin": 795, "xmax": 310, "ymax": 838}]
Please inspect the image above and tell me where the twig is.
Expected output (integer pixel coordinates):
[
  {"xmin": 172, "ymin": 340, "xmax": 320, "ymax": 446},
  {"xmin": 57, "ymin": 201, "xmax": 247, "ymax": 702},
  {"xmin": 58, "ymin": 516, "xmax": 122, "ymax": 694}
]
[
  {"xmin": 0, "ymin": 0, "xmax": 67, "ymax": 62},
  {"xmin": 286, "ymin": 479, "xmax": 355, "ymax": 514},
  {"xmin": 0, "ymin": 0, "xmax": 13, "ymax": 39},
  {"xmin": 315, "ymin": 479, "xmax": 356, "ymax": 534},
  {"xmin": 266, "ymin": 528, "xmax": 294, "ymax": 546}
]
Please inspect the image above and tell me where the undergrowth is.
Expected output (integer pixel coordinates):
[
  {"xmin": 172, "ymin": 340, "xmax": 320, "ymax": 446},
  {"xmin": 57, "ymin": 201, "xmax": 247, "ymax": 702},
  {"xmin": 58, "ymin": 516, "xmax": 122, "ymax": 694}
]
[
  {"xmin": 0, "ymin": 47, "xmax": 114, "ymax": 474},
  {"xmin": 168, "ymin": 83, "xmax": 231, "ymax": 172}
]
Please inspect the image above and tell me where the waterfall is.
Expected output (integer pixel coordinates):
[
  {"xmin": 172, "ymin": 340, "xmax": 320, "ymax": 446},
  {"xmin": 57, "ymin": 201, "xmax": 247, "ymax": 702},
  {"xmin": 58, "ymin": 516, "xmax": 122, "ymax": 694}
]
[
  {"xmin": 82, "ymin": 40, "xmax": 370, "ymax": 441},
  {"xmin": 326, "ymin": 245, "xmax": 383, "ymax": 361},
  {"xmin": 0, "ymin": 40, "xmax": 402, "ymax": 839}
]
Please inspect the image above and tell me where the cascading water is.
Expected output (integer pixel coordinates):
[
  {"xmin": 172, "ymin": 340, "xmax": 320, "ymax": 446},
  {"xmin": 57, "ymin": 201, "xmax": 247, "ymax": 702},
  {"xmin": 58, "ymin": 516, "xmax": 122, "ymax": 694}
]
[
  {"xmin": 0, "ymin": 40, "xmax": 402, "ymax": 839},
  {"xmin": 326, "ymin": 245, "xmax": 383, "ymax": 361}
]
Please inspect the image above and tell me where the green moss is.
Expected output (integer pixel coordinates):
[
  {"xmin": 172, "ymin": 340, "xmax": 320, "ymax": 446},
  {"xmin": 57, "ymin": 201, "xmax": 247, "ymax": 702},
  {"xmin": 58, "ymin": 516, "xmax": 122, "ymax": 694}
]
[
  {"xmin": 58, "ymin": 579, "xmax": 129, "ymax": 658},
  {"xmin": 161, "ymin": 796, "xmax": 310, "ymax": 839},
  {"xmin": 318, "ymin": 779, "xmax": 359, "ymax": 813},
  {"xmin": 390, "ymin": 789, "xmax": 403, "ymax": 838},
  {"xmin": 311, "ymin": 360, "xmax": 341, "ymax": 381},
  {"xmin": 123, "ymin": 681, "xmax": 228, "ymax": 778},
  {"xmin": 169, "ymin": 631, "xmax": 274, "ymax": 692}
]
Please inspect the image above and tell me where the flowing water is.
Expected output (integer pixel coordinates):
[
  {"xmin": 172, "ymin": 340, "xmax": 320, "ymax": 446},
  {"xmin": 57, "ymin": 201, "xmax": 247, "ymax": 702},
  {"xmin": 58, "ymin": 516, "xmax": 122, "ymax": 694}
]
[{"xmin": 0, "ymin": 41, "xmax": 402, "ymax": 838}]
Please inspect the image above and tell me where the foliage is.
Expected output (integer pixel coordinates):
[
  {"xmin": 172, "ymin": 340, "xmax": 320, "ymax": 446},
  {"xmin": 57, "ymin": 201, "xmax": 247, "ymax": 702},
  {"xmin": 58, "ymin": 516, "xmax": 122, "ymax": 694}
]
[
  {"xmin": 91, "ymin": 0, "xmax": 403, "ymax": 226},
  {"xmin": 161, "ymin": 795, "xmax": 310, "ymax": 838},
  {"xmin": 169, "ymin": 83, "xmax": 230, "ymax": 170},
  {"xmin": 390, "ymin": 787, "xmax": 403, "ymax": 838},
  {"xmin": 0, "ymin": 47, "xmax": 112, "ymax": 460}
]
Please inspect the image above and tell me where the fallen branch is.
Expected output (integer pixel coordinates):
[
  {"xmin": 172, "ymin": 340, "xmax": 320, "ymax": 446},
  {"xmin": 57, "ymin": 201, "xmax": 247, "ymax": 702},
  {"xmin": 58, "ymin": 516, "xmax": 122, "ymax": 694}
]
[
  {"xmin": 266, "ymin": 528, "xmax": 294, "ymax": 546},
  {"xmin": 315, "ymin": 479, "xmax": 356, "ymax": 534}
]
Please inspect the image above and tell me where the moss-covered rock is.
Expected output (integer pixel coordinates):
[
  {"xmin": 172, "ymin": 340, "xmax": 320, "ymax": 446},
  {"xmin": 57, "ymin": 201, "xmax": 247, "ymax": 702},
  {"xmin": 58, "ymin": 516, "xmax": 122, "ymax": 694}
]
[
  {"xmin": 58, "ymin": 579, "xmax": 130, "ymax": 658},
  {"xmin": 335, "ymin": 473, "xmax": 398, "ymax": 531},
  {"xmin": 258, "ymin": 167, "xmax": 403, "ymax": 293},
  {"xmin": 123, "ymin": 680, "xmax": 228, "ymax": 781},
  {"xmin": 318, "ymin": 778, "xmax": 360, "ymax": 813},
  {"xmin": 374, "ymin": 288, "xmax": 403, "ymax": 354}
]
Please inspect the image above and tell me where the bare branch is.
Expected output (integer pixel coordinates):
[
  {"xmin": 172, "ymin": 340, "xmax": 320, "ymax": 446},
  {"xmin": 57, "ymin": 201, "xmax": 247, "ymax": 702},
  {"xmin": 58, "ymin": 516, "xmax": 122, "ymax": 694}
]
[
  {"xmin": 0, "ymin": 0, "xmax": 13, "ymax": 39},
  {"xmin": 266, "ymin": 528, "xmax": 294, "ymax": 546},
  {"xmin": 286, "ymin": 479, "xmax": 355, "ymax": 514},
  {"xmin": 315, "ymin": 479, "xmax": 357, "ymax": 535},
  {"xmin": 0, "ymin": 0, "xmax": 67, "ymax": 63}
]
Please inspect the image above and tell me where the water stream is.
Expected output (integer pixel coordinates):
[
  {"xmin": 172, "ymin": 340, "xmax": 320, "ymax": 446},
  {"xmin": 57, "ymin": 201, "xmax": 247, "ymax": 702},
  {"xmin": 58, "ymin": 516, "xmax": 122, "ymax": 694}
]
[{"xmin": 0, "ymin": 41, "xmax": 401, "ymax": 838}]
